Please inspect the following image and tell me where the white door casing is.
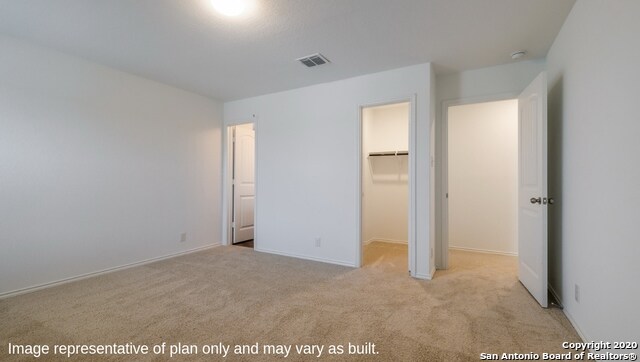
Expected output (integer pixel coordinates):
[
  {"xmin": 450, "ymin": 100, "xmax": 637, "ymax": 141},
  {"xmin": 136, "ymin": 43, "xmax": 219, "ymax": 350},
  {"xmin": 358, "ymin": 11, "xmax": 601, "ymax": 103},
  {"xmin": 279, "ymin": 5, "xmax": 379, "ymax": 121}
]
[
  {"xmin": 233, "ymin": 123, "xmax": 255, "ymax": 243},
  {"xmin": 518, "ymin": 72, "xmax": 548, "ymax": 307}
]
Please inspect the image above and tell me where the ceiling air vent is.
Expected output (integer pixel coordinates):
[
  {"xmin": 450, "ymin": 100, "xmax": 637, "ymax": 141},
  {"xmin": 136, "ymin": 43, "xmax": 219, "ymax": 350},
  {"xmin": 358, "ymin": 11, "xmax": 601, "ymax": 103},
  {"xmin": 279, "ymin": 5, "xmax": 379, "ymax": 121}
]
[{"xmin": 297, "ymin": 53, "xmax": 330, "ymax": 68}]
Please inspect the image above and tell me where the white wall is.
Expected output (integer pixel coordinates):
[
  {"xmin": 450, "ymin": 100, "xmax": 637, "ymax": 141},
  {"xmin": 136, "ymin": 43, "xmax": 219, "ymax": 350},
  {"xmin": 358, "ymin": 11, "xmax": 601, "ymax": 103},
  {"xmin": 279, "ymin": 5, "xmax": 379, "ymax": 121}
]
[
  {"xmin": 447, "ymin": 100, "xmax": 518, "ymax": 255},
  {"xmin": 0, "ymin": 35, "xmax": 223, "ymax": 296},
  {"xmin": 362, "ymin": 103, "xmax": 409, "ymax": 244},
  {"xmin": 437, "ymin": 59, "xmax": 547, "ymax": 102},
  {"xmin": 546, "ymin": 0, "xmax": 639, "ymax": 343},
  {"xmin": 435, "ymin": 59, "xmax": 546, "ymax": 267},
  {"xmin": 225, "ymin": 64, "xmax": 434, "ymax": 278}
]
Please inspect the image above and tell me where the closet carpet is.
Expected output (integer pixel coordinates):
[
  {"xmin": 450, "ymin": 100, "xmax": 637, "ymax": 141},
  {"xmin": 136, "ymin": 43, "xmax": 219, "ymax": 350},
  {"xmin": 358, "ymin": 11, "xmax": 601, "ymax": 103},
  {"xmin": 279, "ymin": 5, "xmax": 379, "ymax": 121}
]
[{"xmin": 0, "ymin": 242, "xmax": 580, "ymax": 361}]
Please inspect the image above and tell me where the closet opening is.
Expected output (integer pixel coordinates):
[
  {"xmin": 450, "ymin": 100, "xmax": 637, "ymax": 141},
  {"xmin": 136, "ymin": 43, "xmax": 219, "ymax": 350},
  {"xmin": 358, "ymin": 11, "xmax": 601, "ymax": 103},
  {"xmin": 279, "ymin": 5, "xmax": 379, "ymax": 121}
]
[
  {"xmin": 443, "ymin": 99, "xmax": 519, "ymax": 264},
  {"xmin": 360, "ymin": 101, "xmax": 411, "ymax": 273}
]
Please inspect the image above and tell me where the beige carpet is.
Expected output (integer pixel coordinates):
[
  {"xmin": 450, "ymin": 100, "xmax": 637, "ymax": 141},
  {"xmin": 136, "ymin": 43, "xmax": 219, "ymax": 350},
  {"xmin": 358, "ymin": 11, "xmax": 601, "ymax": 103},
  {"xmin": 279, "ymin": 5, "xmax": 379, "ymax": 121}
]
[{"xmin": 0, "ymin": 242, "xmax": 580, "ymax": 361}]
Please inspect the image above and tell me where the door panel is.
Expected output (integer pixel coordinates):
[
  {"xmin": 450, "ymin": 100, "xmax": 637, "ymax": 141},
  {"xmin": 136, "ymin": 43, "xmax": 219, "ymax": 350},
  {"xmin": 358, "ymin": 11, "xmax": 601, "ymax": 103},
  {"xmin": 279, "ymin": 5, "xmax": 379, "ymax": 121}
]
[
  {"xmin": 239, "ymin": 196, "xmax": 254, "ymax": 227},
  {"xmin": 233, "ymin": 123, "xmax": 255, "ymax": 244},
  {"xmin": 518, "ymin": 72, "xmax": 548, "ymax": 307}
]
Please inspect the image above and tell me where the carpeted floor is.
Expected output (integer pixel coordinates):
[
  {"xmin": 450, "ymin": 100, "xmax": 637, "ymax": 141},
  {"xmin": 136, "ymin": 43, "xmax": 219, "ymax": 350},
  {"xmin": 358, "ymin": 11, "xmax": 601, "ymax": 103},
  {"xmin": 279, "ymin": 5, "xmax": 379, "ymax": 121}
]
[{"xmin": 0, "ymin": 242, "xmax": 580, "ymax": 361}]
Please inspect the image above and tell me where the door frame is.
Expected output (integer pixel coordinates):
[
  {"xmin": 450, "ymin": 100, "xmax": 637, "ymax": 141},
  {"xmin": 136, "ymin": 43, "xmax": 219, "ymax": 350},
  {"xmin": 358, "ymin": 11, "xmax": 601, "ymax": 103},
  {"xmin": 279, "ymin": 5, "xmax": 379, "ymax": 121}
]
[
  {"xmin": 356, "ymin": 95, "xmax": 417, "ymax": 276},
  {"xmin": 222, "ymin": 117, "xmax": 257, "ymax": 246},
  {"xmin": 439, "ymin": 92, "xmax": 518, "ymax": 269}
]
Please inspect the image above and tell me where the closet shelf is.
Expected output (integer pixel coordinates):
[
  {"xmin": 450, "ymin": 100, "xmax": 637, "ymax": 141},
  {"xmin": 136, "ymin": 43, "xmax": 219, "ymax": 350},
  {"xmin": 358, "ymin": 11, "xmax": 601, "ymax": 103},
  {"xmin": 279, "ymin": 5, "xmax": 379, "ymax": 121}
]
[{"xmin": 368, "ymin": 151, "xmax": 408, "ymax": 157}]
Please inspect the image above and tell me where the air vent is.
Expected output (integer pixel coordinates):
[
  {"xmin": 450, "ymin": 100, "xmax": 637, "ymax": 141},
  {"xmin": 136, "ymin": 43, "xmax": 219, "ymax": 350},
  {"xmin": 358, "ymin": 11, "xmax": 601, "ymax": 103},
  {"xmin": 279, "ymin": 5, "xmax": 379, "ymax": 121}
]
[{"xmin": 297, "ymin": 53, "xmax": 330, "ymax": 67}]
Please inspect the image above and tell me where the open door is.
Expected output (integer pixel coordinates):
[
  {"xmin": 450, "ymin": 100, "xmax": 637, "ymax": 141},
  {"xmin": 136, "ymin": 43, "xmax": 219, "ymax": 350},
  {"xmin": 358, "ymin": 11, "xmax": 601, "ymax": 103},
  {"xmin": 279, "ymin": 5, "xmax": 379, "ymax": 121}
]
[
  {"xmin": 518, "ymin": 72, "xmax": 548, "ymax": 307},
  {"xmin": 232, "ymin": 123, "xmax": 255, "ymax": 244}
]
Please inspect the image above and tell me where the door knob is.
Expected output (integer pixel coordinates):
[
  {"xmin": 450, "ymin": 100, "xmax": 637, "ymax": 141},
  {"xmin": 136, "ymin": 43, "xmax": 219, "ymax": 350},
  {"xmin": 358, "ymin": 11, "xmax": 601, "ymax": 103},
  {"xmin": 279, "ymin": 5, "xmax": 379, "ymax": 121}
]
[{"xmin": 530, "ymin": 197, "xmax": 542, "ymax": 204}]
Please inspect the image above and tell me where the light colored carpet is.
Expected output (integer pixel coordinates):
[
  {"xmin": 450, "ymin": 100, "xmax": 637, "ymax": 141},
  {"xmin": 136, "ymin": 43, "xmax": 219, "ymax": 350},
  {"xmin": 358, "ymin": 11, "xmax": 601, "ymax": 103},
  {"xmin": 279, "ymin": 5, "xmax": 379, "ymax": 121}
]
[{"xmin": 0, "ymin": 242, "xmax": 580, "ymax": 361}]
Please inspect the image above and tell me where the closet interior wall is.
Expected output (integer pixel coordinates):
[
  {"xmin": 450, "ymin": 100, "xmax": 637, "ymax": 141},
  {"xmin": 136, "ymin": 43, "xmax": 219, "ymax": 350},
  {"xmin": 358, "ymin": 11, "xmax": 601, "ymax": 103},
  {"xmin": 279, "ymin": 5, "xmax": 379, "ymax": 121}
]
[
  {"xmin": 362, "ymin": 103, "xmax": 410, "ymax": 245},
  {"xmin": 447, "ymin": 100, "xmax": 518, "ymax": 255}
]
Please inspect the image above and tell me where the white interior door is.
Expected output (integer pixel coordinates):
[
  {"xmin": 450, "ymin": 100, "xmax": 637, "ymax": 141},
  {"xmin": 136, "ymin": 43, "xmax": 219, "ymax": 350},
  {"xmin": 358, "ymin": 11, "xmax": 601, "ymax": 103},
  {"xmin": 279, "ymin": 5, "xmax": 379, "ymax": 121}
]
[
  {"xmin": 518, "ymin": 72, "xmax": 548, "ymax": 307},
  {"xmin": 233, "ymin": 123, "xmax": 255, "ymax": 244}
]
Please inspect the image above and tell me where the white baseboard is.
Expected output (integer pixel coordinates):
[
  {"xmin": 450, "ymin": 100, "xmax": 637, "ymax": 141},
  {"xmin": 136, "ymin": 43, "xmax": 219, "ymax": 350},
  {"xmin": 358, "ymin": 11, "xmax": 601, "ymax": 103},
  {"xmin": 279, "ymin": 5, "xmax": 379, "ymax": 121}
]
[
  {"xmin": 254, "ymin": 247, "xmax": 357, "ymax": 268},
  {"xmin": 548, "ymin": 284, "xmax": 591, "ymax": 344},
  {"xmin": 562, "ymin": 308, "xmax": 591, "ymax": 345},
  {"xmin": 363, "ymin": 238, "xmax": 408, "ymax": 245},
  {"xmin": 0, "ymin": 243, "xmax": 221, "ymax": 299},
  {"xmin": 449, "ymin": 245, "xmax": 517, "ymax": 256},
  {"xmin": 415, "ymin": 271, "xmax": 435, "ymax": 280}
]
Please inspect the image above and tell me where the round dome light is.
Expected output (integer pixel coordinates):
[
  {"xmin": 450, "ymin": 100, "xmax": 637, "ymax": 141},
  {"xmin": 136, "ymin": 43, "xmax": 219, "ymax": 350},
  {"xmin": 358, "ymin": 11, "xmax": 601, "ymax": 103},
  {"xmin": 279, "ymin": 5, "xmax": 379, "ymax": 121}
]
[{"xmin": 212, "ymin": 0, "xmax": 247, "ymax": 17}]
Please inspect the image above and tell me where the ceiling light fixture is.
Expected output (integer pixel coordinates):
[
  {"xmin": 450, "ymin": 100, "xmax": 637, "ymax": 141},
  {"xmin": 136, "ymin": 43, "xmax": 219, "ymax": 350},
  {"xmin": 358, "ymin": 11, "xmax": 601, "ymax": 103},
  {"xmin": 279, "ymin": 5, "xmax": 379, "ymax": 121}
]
[
  {"xmin": 511, "ymin": 50, "xmax": 527, "ymax": 60},
  {"xmin": 211, "ymin": 0, "xmax": 248, "ymax": 17}
]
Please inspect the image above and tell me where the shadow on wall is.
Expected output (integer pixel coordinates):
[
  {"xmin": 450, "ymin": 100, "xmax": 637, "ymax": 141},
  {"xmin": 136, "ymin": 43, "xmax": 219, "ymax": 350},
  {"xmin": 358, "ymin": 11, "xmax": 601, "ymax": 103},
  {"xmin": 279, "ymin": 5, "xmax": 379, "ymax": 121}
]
[{"xmin": 548, "ymin": 74, "xmax": 564, "ymax": 301}]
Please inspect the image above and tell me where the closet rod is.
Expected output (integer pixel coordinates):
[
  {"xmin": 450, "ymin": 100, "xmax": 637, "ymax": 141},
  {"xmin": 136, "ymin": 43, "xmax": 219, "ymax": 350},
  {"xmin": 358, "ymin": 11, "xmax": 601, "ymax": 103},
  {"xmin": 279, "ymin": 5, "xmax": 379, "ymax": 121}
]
[{"xmin": 368, "ymin": 151, "xmax": 409, "ymax": 157}]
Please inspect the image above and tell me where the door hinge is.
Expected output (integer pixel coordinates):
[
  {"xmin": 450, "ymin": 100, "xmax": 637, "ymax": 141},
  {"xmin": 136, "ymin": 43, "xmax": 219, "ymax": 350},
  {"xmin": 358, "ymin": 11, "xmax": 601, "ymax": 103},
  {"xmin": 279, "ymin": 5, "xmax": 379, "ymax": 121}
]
[{"xmin": 231, "ymin": 221, "xmax": 235, "ymax": 228}]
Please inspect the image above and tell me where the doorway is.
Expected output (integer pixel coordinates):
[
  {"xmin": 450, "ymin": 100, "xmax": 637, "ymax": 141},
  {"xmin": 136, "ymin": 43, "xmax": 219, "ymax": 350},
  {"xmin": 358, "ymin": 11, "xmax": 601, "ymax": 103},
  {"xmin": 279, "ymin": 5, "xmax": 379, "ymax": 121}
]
[
  {"xmin": 447, "ymin": 99, "xmax": 518, "ymax": 256},
  {"xmin": 439, "ymin": 72, "xmax": 549, "ymax": 307},
  {"xmin": 440, "ymin": 95, "xmax": 520, "ymax": 269},
  {"xmin": 360, "ymin": 102, "xmax": 411, "ymax": 272},
  {"xmin": 227, "ymin": 123, "xmax": 255, "ymax": 248}
]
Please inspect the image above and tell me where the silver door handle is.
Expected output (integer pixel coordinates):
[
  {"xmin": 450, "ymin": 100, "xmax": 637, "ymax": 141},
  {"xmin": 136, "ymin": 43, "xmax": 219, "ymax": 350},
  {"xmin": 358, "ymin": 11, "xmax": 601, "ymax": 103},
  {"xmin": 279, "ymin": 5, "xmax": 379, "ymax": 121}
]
[{"xmin": 530, "ymin": 197, "xmax": 542, "ymax": 204}]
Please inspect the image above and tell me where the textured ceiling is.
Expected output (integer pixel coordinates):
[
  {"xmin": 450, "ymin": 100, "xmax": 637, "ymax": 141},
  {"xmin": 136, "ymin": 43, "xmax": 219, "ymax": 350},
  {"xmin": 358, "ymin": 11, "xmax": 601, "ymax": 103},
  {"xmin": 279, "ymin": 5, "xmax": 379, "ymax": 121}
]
[{"xmin": 0, "ymin": 0, "xmax": 575, "ymax": 100}]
